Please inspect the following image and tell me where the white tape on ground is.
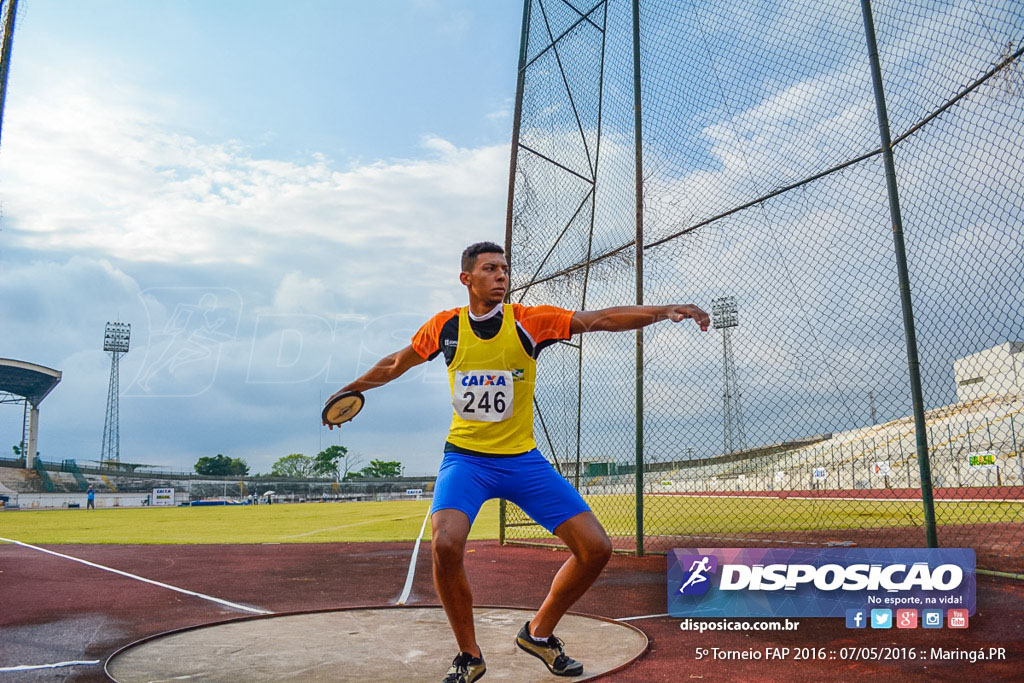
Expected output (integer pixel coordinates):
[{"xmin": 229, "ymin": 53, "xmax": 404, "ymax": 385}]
[
  {"xmin": 0, "ymin": 663, "xmax": 102, "ymax": 671},
  {"xmin": 615, "ymin": 613, "xmax": 670, "ymax": 622},
  {"xmin": 0, "ymin": 537, "xmax": 273, "ymax": 615},
  {"xmin": 395, "ymin": 509, "xmax": 432, "ymax": 606},
  {"xmin": 0, "ymin": 663, "xmax": 100, "ymax": 671}
]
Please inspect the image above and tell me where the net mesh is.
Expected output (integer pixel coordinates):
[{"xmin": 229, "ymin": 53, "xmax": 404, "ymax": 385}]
[{"xmin": 505, "ymin": 0, "xmax": 1024, "ymax": 573}]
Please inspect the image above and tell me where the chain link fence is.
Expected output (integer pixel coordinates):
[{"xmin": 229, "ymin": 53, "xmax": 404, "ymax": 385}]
[{"xmin": 502, "ymin": 0, "xmax": 1024, "ymax": 574}]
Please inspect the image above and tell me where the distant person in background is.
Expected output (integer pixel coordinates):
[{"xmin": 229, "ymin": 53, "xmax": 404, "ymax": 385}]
[{"xmin": 86, "ymin": 485, "xmax": 95, "ymax": 510}]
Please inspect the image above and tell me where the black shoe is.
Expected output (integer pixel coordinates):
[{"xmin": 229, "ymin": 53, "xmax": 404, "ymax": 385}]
[
  {"xmin": 443, "ymin": 651, "xmax": 486, "ymax": 683},
  {"xmin": 515, "ymin": 621, "xmax": 584, "ymax": 676}
]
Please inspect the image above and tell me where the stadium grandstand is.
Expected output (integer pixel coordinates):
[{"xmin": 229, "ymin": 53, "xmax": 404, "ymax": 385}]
[{"xmin": 580, "ymin": 343, "xmax": 1023, "ymax": 495}]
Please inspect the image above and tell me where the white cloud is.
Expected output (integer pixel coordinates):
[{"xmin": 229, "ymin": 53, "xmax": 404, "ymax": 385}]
[{"xmin": 0, "ymin": 66, "xmax": 510, "ymax": 475}]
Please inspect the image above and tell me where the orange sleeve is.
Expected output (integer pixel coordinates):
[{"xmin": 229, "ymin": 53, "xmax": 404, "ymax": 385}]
[
  {"xmin": 410, "ymin": 308, "xmax": 459, "ymax": 359},
  {"xmin": 512, "ymin": 303, "xmax": 574, "ymax": 344}
]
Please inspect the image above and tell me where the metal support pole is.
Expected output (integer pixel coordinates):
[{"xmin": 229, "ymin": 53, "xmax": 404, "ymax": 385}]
[
  {"xmin": 860, "ymin": 0, "xmax": 937, "ymax": 547},
  {"xmin": 574, "ymin": 342, "xmax": 584, "ymax": 490},
  {"xmin": 500, "ymin": 0, "xmax": 533, "ymax": 547},
  {"xmin": 631, "ymin": 0, "xmax": 645, "ymax": 556},
  {"xmin": 0, "ymin": 0, "xmax": 19, "ymax": 150},
  {"xmin": 25, "ymin": 402, "xmax": 38, "ymax": 469},
  {"xmin": 504, "ymin": 0, "xmax": 532, "ymax": 272},
  {"xmin": 1011, "ymin": 414, "xmax": 1023, "ymax": 484}
]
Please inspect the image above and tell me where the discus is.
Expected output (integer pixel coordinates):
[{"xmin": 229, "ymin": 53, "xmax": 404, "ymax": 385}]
[{"xmin": 322, "ymin": 390, "xmax": 365, "ymax": 428}]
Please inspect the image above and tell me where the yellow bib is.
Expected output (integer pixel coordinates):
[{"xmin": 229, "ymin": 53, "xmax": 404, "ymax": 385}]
[{"xmin": 446, "ymin": 305, "xmax": 537, "ymax": 454}]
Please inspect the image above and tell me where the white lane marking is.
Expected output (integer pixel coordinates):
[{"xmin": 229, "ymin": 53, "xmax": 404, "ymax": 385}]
[
  {"xmin": 282, "ymin": 514, "xmax": 423, "ymax": 539},
  {"xmin": 0, "ymin": 537, "xmax": 273, "ymax": 615},
  {"xmin": 0, "ymin": 660, "xmax": 101, "ymax": 672},
  {"xmin": 395, "ymin": 509, "xmax": 432, "ymax": 606},
  {"xmin": 615, "ymin": 613, "xmax": 670, "ymax": 622}
]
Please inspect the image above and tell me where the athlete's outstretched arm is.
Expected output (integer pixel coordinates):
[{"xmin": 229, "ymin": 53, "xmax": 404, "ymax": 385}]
[
  {"xmin": 330, "ymin": 345, "xmax": 427, "ymax": 397},
  {"xmin": 569, "ymin": 304, "xmax": 710, "ymax": 335}
]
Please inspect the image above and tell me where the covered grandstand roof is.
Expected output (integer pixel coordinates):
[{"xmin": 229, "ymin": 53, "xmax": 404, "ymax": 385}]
[{"xmin": 0, "ymin": 359, "xmax": 62, "ymax": 406}]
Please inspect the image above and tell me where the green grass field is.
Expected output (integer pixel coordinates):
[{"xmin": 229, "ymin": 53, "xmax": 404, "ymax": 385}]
[
  {"xmin": 1, "ymin": 495, "xmax": 1019, "ymax": 545},
  {"xmin": 513, "ymin": 494, "xmax": 1024, "ymax": 539},
  {"xmin": 0, "ymin": 500, "xmax": 500, "ymax": 545}
]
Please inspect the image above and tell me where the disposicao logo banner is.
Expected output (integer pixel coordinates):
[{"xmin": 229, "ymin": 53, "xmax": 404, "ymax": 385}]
[{"xmin": 667, "ymin": 548, "xmax": 975, "ymax": 618}]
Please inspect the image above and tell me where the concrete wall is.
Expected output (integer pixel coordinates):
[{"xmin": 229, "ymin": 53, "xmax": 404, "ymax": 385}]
[
  {"xmin": 954, "ymin": 342, "xmax": 1024, "ymax": 402},
  {"xmin": 11, "ymin": 491, "xmax": 189, "ymax": 510}
]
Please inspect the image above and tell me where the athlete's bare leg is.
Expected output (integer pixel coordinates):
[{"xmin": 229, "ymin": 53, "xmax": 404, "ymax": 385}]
[
  {"xmin": 528, "ymin": 511, "xmax": 612, "ymax": 638},
  {"xmin": 431, "ymin": 509, "xmax": 481, "ymax": 657}
]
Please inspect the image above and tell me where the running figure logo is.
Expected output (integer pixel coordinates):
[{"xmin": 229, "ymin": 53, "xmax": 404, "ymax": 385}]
[
  {"xmin": 127, "ymin": 288, "xmax": 242, "ymax": 397},
  {"xmin": 677, "ymin": 554, "xmax": 718, "ymax": 596}
]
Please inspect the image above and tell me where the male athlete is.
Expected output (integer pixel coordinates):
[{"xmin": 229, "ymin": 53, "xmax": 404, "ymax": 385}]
[{"xmin": 326, "ymin": 242, "xmax": 709, "ymax": 682}]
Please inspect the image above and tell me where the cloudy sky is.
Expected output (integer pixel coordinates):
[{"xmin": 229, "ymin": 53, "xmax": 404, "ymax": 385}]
[
  {"xmin": 0, "ymin": 0, "xmax": 523, "ymax": 475},
  {"xmin": 2, "ymin": 0, "xmax": 1020, "ymax": 477}
]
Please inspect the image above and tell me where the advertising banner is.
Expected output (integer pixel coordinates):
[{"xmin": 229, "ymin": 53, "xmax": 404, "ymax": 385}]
[{"xmin": 151, "ymin": 488, "xmax": 175, "ymax": 506}]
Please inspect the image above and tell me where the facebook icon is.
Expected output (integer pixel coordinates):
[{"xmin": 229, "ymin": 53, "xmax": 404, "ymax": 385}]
[{"xmin": 846, "ymin": 609, "xmax": 867, "ymax": 629}]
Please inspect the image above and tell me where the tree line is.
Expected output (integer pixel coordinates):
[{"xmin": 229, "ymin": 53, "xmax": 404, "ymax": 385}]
[{"xmin": 193, "ymin": 445, "xmax": 403, "ymax": 480}]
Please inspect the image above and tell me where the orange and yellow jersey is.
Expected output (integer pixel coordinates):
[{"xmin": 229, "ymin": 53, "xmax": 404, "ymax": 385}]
[{"xmin": 411, "ymin": 303, "xmax": 573, "ymax": 455}]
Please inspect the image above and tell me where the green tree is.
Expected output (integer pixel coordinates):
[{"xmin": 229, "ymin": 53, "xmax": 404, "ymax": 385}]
[
  {"xmin": 195, "ymin": 454, "xmax": 249, "ymax": 476},
  {"xmin": 271, "ymin": 453, "xmax": 316, "ymax": 478},
  {"xmin": 357, "ymin": 459, "xmax": 402, "ymax": 479},
  {"xmin": 313, "ymin": 445, "xmax": 348, "ymax": 479}
]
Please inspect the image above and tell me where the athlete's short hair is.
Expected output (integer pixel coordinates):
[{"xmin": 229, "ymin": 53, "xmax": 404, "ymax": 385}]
[{"xmin": 461, "ymin": 242, "xmax": 505, "ymax": 272}]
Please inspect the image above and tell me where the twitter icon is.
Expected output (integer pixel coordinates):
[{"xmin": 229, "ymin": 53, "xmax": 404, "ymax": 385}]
[{"xmin": 870, "ymin": 609, "xmax": 892, "ymax": 629}]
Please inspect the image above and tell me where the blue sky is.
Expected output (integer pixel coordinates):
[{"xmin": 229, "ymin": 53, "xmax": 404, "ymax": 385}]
[
  {"xmin": 0, "ymin": 0, "xmax": 525, "ymax": 475},
  {"xmin": 12, "ymin": 0, "xmax": 521, "ymax": 162}
]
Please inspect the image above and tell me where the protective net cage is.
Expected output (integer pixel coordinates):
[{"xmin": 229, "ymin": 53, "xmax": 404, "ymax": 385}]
[{"xmin": 502, "ymin": 0, "xmax": 1024, "ymax": 574}]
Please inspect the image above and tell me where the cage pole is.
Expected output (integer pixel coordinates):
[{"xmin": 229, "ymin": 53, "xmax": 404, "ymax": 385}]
[
  {"xmin": 499, "ymin": 0, "xmax": 533, "ymax": 547},
  {"xmin": 0, "ymin": 0, "xmax": 19, "ymax": 150},
  {"xmin": 859, "ymin": 0, "xmax": 937, "ymax": 548},
  {"xmin": 631, "ymin": 0, "xmax": 645, "ymax": 556}
]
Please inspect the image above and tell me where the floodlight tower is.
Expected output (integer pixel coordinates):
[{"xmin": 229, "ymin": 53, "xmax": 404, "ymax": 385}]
[
  {"xmin": 100, "ymin": 322, "xmax": 130, "ymax": 465},
  {"xmin": 712, "ymin": 297, "xmax": 747, "ymax": 454}
]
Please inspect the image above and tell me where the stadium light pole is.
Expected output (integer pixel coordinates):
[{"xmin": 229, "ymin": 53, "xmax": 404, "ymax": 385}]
[
  {"xmin": 101, "ymin": 322, "xmax": 131, "ymax": 467},
  {"xmin": 712, "ymin": 296, "xmax": 747, "ymax": 455},
  {"xmin": 860, "ymin": 0, "xmax": 937, "ymax": 548}
]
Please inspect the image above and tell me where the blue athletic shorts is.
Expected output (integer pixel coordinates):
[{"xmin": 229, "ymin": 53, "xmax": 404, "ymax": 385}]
[{"xmin": 430, "ymin": 448, "xmax": 590, "ymax": 533}]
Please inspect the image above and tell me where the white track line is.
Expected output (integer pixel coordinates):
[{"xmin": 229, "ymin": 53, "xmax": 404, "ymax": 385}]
[
  {"xmin": 0, "ymin": 660, "xmax": 100, "ymax": 672},
  {"xmin": 0, "ymin": 537, "xmax": 272, "ymax": 615},
  {"xmin": 615, "ymin": 613, "xmax": 670, "ymax": 622},
  {"xmin": 395, "ymin": 509, "xmax": 432, "ymax": 606}
]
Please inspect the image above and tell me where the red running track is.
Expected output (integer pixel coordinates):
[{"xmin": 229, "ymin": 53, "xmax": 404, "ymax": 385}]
[{"xmin": 1, "ymin": 540, "xmax": 1022, "ymax": 681}]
